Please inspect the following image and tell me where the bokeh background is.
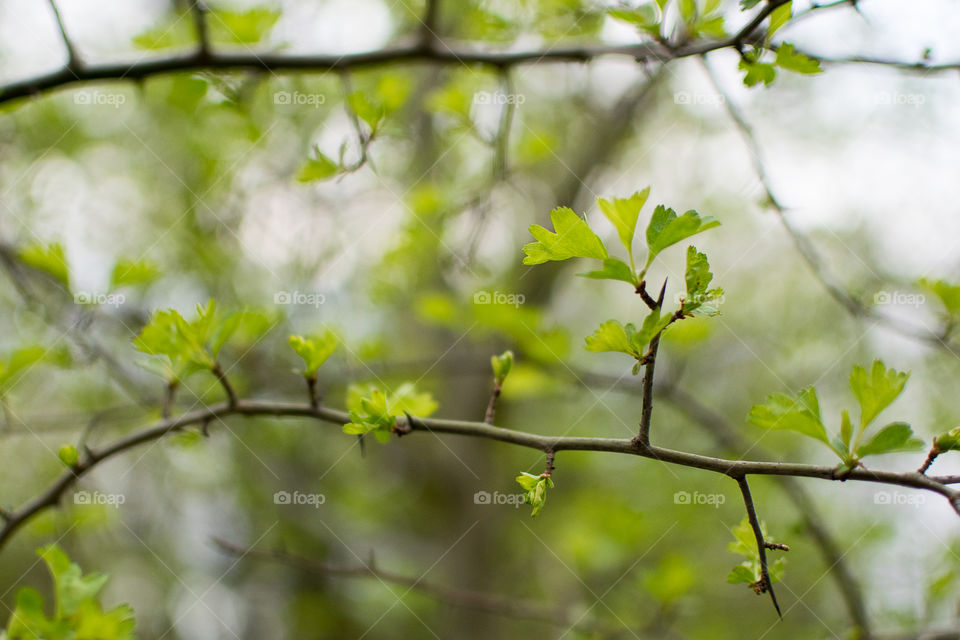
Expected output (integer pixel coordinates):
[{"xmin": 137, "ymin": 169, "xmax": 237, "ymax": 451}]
[{"xmin": 0, "ymin": 0, "xmax": 959, "ymax": 637}]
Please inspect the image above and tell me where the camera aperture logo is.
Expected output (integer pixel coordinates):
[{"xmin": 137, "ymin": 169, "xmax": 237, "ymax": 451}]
[
  {"xmin": 74, "ymin": 490, "xmax": 125, "ymax": 506},
  {"xmin": 874, "ymin": 491, "xmax": 925, "ymax": 506},
  {"xmin": 474, "ymin": 490, "xmax": 525, "ymax": 508},
  {"xmin": 274, "ymin": 91, "xmax": 326, "ymax": 108},
  {"xmin": 873, "ymin": 290, "xmax": 925, "ymax": 308},
  {"xmin": 674, "ymin": 490, "xmax": 725, "ymax": 508},
  {"xmin": 74, "ymin": 292, "xmax": 126, "ymax": 308},
  {"xmin": 274, "ymin": 490, "xmax": 326, "ymax": 507},
  {"xmin": 473, "ymin": 290, "xmax": 525, "ymax": 308},
  {"xmin": 274, "ymin": 291, "xmax": 325, "ymax": 308}
]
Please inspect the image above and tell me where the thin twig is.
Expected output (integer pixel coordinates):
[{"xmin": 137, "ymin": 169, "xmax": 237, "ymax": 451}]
[
  {"xmin": 45, "ymin": 0, "xmax": 80, "ymax": 71},
  {"xmin": 211, "ymin": 363, "xmax": 237, "ymax": 407},
  {"xmin": 636, "ymin": 280, "xmax": 667, "ymax": 444},
  {"xmin": 735, "ymin": 475, "xmax": 783, "ymax": 617},
  {"xmin": 191, "ymin": 0, "xmax": 211, "ymax": 60}
]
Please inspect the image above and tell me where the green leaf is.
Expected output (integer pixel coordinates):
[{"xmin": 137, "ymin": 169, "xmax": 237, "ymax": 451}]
[
  {"xmin": 840, "ymin": 409, "xmax": 853, "ymax": 451},
  {"xmin": 343, "ymin": 383, "xmax": 437, "ymax": 441},
  {"xmin": 289, "ymin": 331, "xmax": 338, "ymax": 378},
  {"xmin": 740, "ymin": 0, "xmax": 762, "ymax": 9},
  {"xmin": 585, "ymin": 320, "xmax": 637, "ymax": 357},
  {"xmin": 607, "ymin": 6, "xmax": 660, "ymax": 36},
  {"xmin": 58, "ymin": 445, "xmax": 78, "ymax": 468},
  {"xmin": 109, "ymin": 259, "xmax": 159, "ymax": 290},
  {"xmin": 18, "ymin": 242, "xmax": 69, "ymax": 289},
  {"xmin": 849, "ymin": 360, "xmax": 908, "ymax": 429},
  {"xmin": 515, "ymin": 472, "xmax": 554, "ymax": 517},
  {"xmin": 855, "ymin": 422, "xmax": 923, "ymax": 458},
  {"xmin": 578, "ymin": 258, "xmax": 637, "ymax": 286},
  {"xmin": 774, "ymin": 43, "xmax": 822, "ymax": 74},
  {"xmin": 0, "ymin": 345, "xmax": 47, "ymax": 390},
  {"xmin": 918, "ymin": 278, "xmax": 960, "ymax": 317},
  {"xmin": 766, "ymin": 1, "xmax": 792, "ymax": 42},
  {"xmin": 739, "ymin": 58, "xmax": 777, "ymax": 87},
  {"xmin": 584, "ymin": 311, "xmax": 674, "ymax": 363},
  {"xmin": 348, "ymin": 91, "xmax": 385, "ymax": 132},
  {"xmin": 491, "ymin": 350, "xmax": 514, "ymax": 384},
  {"xmin": 523, "ymin": 207, "xmax": 608, "ymax": 265},
  {"xmin": 682, "ymin": 246, "xmax": 723, "ymax": 316},
  {"xmin": 297, "ymin": 151, "xmax": 339, "ymax": 182},
  {"xmin": 727, "ymin": 517, "xmax": 785, "ymax": 587},
  {"xmin": 209, "ymin": 8, "xmax": 280, "ymax": 45},
  {"xmin": 643, "ymin": 206, "xmax": 719, "ymax": 274},
  {"xmin": 597, "ymin": 188, "xmax": 650, "ymax": 262},
  {"xmin": 747, "ymin": 386, "xmax": 834, "ymax": 450},
  {"xmin": 934, "ymin": 426, "xmax": 960, "ymax": 453}
]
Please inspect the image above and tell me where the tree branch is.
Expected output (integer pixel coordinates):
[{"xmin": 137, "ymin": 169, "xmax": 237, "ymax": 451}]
[
  {"xmin": 45, "ymin": 0, "xmax": 80, "ymax": 71},
  {"xmin": 735, "ymin": 475, "xmax": 783, "ymax": 617},
  {"xmin": 2, "ymin": 397, "xmax": 958, "ymax": 554}
]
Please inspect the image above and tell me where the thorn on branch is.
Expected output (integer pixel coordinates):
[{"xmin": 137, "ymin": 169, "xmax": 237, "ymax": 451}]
[
  {"xmin": 191, "ymin": 0, "xmax": 211, "ymax": 59},
  {"xmin": 764, "ymin": 541, "xmax": 790, "ymax": 552}
]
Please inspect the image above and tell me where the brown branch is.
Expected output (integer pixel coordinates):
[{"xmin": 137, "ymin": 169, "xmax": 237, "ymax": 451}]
[
  {"xmin": 483, "ymin": 382, "xmax": 501, "ymax": 424},
  {"xmin": 636, "ymin": 280, "xmax": 668, "ymax": 445},
  {"xmin": 210, "ymin": 363, "xmax": 237, "ymax": 407},
  {"xmin": 0, "ymin": 0, "xmax": 814, "ymax": 110},
  {"xmin": 2, "ymin": 395, "xmax": 958, "ymax": 555},
  {"xmin": 191, "ymin": 0, "xmax": 211, "ymax": 60},
  {"xmin": 658, "ymin": 383, "xmax": 871, "ymax": 637},
  {"xmin": 735, "ymin": 475, "xmax": 783, "ymax": 617}
]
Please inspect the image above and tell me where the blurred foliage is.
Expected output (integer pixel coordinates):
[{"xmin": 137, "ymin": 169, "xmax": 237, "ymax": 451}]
[{"xmin": 0, "ymin": 0, "xmax": 957, "ymax": 639}]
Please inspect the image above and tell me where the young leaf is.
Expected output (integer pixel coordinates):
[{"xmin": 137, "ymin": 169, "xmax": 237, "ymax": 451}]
[
  {"xmin": 289, "ymin": 330, "xmax": 338, "ymax": 378},
  {"xmin": 682, "ymin": 246, "xmax": 723, "ymax": 316},
  {"xmin": 934, "ymin": 426, "xmax": 960, "ymax": 453},
  {"xmin": 774, "ymin": 43, "xmax": 822, "ymax": 75},
  {"xmin": 110, "ymin": 259, "xmax": 159, "ymax": 290},
  {"xmin": 522, "ymin": 207, "xmax": 608, "ymax": 265},
  {"xmin": 727, "ymin": 517, "xmax": 785, "ymax": 587},
  {"xmin": 584, "ymin": 320, "xmax": 638, "ymax": 357},
  {"xmin": 596, "ymin": 188, "xmax": 650, "ymax": 264},
  {"xmin": 515, "ymin": 472, "xmax": 554, "ymax": 517},
  {"xmin": 766, "ymin": 1, "xmax": 792, "ymax": 42},
  {"xmin": 855, "ymin": 422, "xmax": 923, "ymax": 458},
  {"xmin": 918, "ymin": 278, "xmax": 960, "ymax": 317},
  {"xmin": 0, "ymin": 345, "xmax": 47, "ymax": 390},
  {"xmin": 643, "ymin": 206, "xmax": 720, "ymax": 274},
  {"xmin": 578, "ymin": 258, "xmax": 637, "ymax": 286},
  {"xmin": 297, "ymin": 151, "xmax": 340, "ymax": 182},
  {"xmin": 343, "ymin": 383, "xmax": 437, "ymax": 442},
  {"xmin": 58, "ymin": 444, "xmax": 79, "ymax": 468},
  {"xmin": 747, "ymin": 387, "xmax": 834, "ymax": 451},
  {"xmin": 739, "ymin": 59, "xmax": 777, "ymax": 87},
  {"xmin": 18, "ymin": 242, "xmax": 70, "ymax": 289},
  {"xmin": 849, "ymin": 360, "xmax": 908, "ymax": 429},
  {"xmin": 491, "ymin": 350, "xmax": 514, "ymax": 384}
]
